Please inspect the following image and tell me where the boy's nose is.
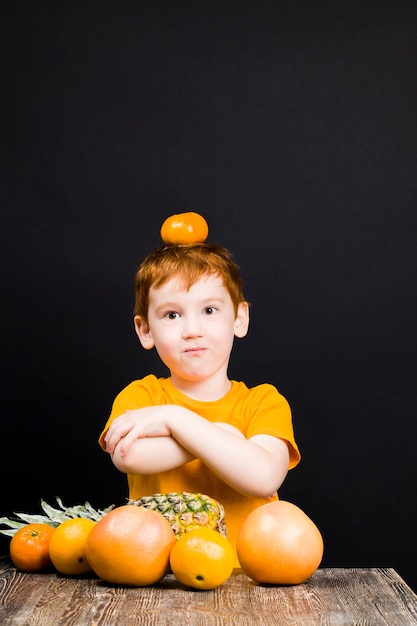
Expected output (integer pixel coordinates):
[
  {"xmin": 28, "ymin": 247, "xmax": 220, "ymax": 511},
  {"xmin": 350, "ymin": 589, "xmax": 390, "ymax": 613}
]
[{"xmin": 182, "ymin": 315, "xmax": 204, "ymax": 337}]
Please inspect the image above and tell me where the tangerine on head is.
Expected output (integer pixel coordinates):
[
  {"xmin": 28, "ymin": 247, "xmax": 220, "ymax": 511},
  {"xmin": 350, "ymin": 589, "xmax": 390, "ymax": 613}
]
[
  {"xmin": 48, "ymin": 518, "xmax": 96, "ymax": 576},
  {"xmin": 160, "ymin": 212, "xmax": 209, "ymax": 245},
  {"xmin": 236, "ymin": 500, "xmax": 324, "ymax": 585},
  {"xmin": 85, "ymin": 505, "xmax": 176, "ymax": 586},
  {"xmin": 169, "ymin": 527, "xmax": 234, "ymax": 590},
  {"xmin": 10, "ymin": 523, "xmax": 54, "ymax": 572}
]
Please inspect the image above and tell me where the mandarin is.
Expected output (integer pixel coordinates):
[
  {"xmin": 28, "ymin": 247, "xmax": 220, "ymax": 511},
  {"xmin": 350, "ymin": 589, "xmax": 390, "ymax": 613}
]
[
  {"xmin": 236, "ymin": 500, "xmax": 324, "ymax": 585},
  {"xmin": 49, "ymin": 518, "xmax": 96, "ymax": 576},
  {"xmin": 10, "ymin": 523, "xmax": 54, "ymax": 572},
  {"xmin": 170, "ymin": 527, "xmax": 234, "ymax": 590},
  {"xmin": 160, "ymin": 212, "xmax": 209, "ymax": 245},
  {"xmin": 85, "ymin": 505, "xmax": 176, "ymax": 586}
]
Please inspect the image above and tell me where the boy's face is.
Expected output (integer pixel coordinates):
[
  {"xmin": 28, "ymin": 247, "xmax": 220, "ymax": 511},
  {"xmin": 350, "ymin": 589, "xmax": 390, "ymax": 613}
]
[{"xmin": 134, "ymin": 273, "xmax": 249, "ymax": 390}]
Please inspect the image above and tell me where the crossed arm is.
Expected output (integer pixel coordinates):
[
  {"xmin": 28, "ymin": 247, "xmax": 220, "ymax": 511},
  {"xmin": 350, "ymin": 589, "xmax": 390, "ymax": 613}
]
[{"xmin": 104, "ymin": 405, "xmax": 290, "ymax": 498}]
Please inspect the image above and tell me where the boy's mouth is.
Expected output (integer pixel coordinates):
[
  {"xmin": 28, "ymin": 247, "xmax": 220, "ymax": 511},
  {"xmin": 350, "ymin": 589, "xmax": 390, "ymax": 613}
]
[{"xmin": 184, "ymin": 347, "xmax": 206, "ymax": 354}]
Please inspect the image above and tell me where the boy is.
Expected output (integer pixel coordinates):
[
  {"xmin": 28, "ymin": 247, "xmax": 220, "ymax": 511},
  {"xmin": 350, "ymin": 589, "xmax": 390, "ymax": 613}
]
[{"xmin": 100, "ymin": 242, "xmax": 300, "ymax": 565}]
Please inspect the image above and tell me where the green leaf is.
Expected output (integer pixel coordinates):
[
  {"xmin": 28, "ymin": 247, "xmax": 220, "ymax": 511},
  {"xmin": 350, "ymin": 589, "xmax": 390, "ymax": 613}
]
[
  {"xmin": 0, "ymin": 497, "xmax": 115, "ymax": 537},
  {"xmin": 0, "ymin": 518, "xmax": 26, "ymax": 536},
  {"xmin": 0, "ymin": 529, "xmax": 20, "ymax": 537}
]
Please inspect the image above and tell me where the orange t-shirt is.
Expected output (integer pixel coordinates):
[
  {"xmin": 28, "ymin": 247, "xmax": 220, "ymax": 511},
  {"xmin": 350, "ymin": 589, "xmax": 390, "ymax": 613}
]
[{"xmin": 99, "ymin": 374, "xmax": 300, "ymax": 566}]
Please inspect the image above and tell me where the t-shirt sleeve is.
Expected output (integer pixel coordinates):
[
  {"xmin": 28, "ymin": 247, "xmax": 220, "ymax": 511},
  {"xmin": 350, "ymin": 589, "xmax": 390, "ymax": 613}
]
[
  {"xmin": 98, "ymin": 375, "xmax": 161, "ymax": 451},
  {"xmin": 246, "ymin": 384, "xmax": 301, "ymax": 469}
]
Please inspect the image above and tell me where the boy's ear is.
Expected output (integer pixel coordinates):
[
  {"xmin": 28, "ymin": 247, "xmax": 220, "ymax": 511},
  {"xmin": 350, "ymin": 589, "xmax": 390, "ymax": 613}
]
[
  {"xmin": 134, "ymin": 315, "xmax": 155, "ymax": 350},
  {"xmin": 234, "ymin": 301, "xmax": 250, "ymax": 338}
]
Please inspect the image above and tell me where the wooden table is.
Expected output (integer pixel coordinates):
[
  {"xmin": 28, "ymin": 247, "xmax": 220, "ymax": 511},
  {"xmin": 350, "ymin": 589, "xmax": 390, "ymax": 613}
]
[{"xmin": 1, "ymin": 558, "xmax": 416, "ymax": 625}]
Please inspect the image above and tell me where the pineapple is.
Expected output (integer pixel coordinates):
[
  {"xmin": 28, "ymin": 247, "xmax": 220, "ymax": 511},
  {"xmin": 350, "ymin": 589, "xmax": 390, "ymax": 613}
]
[
  {"xmin": 0, "ymin": 497, "xmax": 114, "ymax": 537},
  {"xmin": 128, "ymin": 491, "xmax": 227, "ymax": 538},
  {"xmin": 0, "ymin": 493, "xmax": 228, "ymax": 540}
]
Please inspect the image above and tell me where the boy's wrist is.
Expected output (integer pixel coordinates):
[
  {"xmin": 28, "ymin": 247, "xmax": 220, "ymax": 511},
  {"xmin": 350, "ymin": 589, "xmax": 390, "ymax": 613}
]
[{"xmin": 166, "ymin": 404, "xmax": 201, "ymax": 443}]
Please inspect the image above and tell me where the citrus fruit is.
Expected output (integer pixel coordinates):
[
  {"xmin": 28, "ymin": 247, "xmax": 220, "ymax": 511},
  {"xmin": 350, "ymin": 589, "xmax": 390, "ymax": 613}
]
[
  {"xmin": 169, "ymin": 527, "xmax": 234, "ymax": 590},
  {"xmin": 236, "ymin": 500, "xmax": 324, "ymax": 585},
  {"xmin": 160, "ymin": 212, "xmax": 209, "ymax": 245},
  {"xmin": 85, "ymin": 505, "xmax": 176, "ymax": 586},
  {"xmin": 49, "ymin": 518, "xmax": 96, "ymax": 576},
  {"xmin": 10, "ymin": 523, "xmax": 54, "ymax": 572}
]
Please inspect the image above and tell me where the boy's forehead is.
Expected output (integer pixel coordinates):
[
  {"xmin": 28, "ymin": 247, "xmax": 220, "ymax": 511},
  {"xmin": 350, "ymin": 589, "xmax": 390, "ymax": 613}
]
[{"xmin": 150, "ymin": 272, "xmax": 226, "ymax": 295}]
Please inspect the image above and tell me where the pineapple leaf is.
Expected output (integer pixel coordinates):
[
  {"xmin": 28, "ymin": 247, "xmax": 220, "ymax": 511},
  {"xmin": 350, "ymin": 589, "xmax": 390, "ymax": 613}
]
[
  {"xmin": 0, "ymin": 497, "xmax": 115, "ymax": 537},
  {"xmin": 40, "ymin": 499, "xmax": 72, "ymax": 523},
  {"xmin": 0, "ymin": 518, "xmax": 27, "ymax": 536},
  {"xmin": 0, "ymin": 528, "xmax": 21, "ymax": 537},
  {"xmin": 0, "ymin": 517, "xmax": 23, "ymax": 528},
  {"xmin": 41, "ymin": 497, "xmax": 115, "ymax": 521},
  {"xmin": 14, "ymin": 512, "xmax": 56, "ymax": 525},
  {"xmin": 55, "ymin": 496, "xmax": 66, "ymax": 510}
]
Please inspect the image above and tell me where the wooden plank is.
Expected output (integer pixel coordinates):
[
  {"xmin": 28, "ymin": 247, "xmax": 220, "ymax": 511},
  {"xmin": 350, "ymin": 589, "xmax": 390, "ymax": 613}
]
[
  {"xmin": 312, "ymin": 568, "xmax": 417, "ymax": 626},
  {"xmin": 0, "ymin": 565, "xmax": 53, "ymax": 625},
  {"xmin": 326, "ymin": 568, "xmax": 417, "ymax": 625},
  {"xmin": 1, "ymin": 561, "xmax": 416, "ymax": 626}
]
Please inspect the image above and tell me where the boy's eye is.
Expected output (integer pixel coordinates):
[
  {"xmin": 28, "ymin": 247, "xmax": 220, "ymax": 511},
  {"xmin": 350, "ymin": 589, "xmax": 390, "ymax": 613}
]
[
  {"xmin": 165, "ymin": 311, "xmax": 180, "ymax": 320},
  {"xmin": 204, "ymin": 306, "xmax": 217, "ymax": 315}
]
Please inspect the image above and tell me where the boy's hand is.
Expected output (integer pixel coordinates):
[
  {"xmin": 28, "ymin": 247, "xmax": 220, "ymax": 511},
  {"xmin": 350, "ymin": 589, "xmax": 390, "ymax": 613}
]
[
  {"xmin": 105, "ymin": 405, "xmax": 289, "ymax": 498},
  {"xmin": 104, "ymin": 411, "xmax": 245, "ymax": 458},
  {"xmin": 104, "ymin": 407, "xmax": 173, "ymax": 456}
]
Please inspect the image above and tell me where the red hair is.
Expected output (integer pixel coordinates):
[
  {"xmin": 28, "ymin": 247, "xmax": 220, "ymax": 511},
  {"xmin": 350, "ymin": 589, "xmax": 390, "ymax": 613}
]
[{"xmin": 134, "ymin": 244, "xmax": 246, "ymax": 321}]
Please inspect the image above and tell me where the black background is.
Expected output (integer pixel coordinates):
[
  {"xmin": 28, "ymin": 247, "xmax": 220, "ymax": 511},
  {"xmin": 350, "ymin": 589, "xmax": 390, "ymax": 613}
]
[{"xmin": 2, "ymin": 1, "xmax": 417, "ymax": 592}]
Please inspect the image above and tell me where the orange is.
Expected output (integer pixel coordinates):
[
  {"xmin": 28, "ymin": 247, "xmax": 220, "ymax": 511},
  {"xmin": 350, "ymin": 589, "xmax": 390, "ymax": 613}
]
[
  {"xmin": 48, "ymin": 518, "xmax": 96, "ymax": 576},
  {"xmin": 236, "ymin": 500, "xmax": 324, "ymax": 585},
  {"xmin": 160, "ymin": 212, "xmax": 209, "ymax": 245},
  {"xmin": 85, "ymin": 505, "xmax": 176, "ymax": 586},
  {"xmin": 169, "ymin": 528, "xmax": 234, "ymax": 590},
  {"xmin": 10, "ymin": 523, "xmax": 54, "ymax": 572}
]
